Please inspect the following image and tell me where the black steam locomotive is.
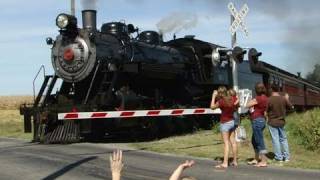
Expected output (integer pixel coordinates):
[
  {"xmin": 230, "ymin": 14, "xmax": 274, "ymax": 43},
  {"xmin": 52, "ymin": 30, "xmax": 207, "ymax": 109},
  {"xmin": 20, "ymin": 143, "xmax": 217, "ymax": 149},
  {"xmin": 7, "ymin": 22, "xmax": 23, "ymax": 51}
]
[{"xmin": 20, "ymin": 10, "xmax": 320, "ymax": 143}]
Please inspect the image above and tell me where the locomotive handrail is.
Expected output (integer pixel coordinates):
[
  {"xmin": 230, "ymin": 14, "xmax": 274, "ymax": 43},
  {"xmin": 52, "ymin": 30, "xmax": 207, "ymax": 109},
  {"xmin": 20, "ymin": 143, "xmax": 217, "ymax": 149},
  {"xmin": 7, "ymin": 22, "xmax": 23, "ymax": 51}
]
[
  {"xmin": 84, "ymin": 61, "xmax": 101, "ymax": 104},
  {"xmin": 33, "ymin": 65, "xmax": 46, "ymax": 102}
]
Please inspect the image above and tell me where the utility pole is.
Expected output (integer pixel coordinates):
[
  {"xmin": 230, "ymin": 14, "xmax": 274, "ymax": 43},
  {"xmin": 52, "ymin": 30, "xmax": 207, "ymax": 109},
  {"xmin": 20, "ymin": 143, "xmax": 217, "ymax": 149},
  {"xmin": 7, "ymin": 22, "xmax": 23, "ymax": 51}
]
[{"xmin": 71, "ymin": 0, "xmax": 75, "ymax": 16}]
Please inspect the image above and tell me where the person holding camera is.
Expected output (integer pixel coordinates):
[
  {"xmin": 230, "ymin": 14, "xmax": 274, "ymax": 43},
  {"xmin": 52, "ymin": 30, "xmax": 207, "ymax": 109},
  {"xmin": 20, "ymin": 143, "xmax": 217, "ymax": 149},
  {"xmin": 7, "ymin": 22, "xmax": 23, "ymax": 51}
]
[
  {"xmin": 210, "ymin": 86, "xmax": 238, "ymax": 169},
  {"xmin": 266, "ymin": 83, "xmax": 293, "ymax": 162}
]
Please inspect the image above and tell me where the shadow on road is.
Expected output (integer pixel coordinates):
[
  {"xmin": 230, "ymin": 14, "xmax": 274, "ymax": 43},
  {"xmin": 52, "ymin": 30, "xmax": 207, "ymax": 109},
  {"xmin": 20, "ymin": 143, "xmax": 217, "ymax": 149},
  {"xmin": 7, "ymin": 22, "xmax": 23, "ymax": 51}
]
[
  {"xmin": 71, "ymin": 149, "xmax": 136, "ymax": 156},
  {"xmin": 42, "ymin": 156, "xmax": 97, "ymax": 180},
  {"xmin": 175, "ymin": 140, "xmax": 223, "ymax": 150},
  {"xmin": 138, "ymin": 141, "xmax": 223, "ymax": 151},
  {"xmin": 0, "ymin": 142, "xmax": 38, "ymax": 152}
]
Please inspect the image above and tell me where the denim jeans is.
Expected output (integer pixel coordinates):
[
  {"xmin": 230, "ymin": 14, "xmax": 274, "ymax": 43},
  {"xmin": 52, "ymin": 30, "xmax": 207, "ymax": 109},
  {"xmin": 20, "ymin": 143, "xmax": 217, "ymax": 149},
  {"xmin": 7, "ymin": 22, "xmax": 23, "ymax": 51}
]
[
  {"xmin": 220, "ymin": 120, "xmax": 236, "ymax": 132},
  {"xmin": 268, "ymin": 125, "xmax": 290, "ymax": 161},
  {"xmin": 233, "ymin": 112, "xmax": 240, "ymax": 127},
  {"xmin": 251, "ymin": 117, "xmax": 267, "ymax": 154}
]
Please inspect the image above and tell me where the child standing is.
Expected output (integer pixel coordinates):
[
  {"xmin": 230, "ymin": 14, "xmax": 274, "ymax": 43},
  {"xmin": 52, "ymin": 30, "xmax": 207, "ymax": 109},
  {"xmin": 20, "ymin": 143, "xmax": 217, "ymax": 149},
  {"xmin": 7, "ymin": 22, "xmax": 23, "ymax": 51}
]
[{"xmin": 228, "ymin": 89, "xmax": 240, "ymax": 127}]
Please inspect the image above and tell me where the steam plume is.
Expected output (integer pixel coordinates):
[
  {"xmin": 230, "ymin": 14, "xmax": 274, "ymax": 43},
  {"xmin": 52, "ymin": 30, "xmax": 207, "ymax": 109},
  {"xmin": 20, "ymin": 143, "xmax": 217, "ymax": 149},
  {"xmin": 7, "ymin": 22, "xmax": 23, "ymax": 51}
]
[
  {"xmin": 81, "ymin": 0, "xmax": 98, "ymax": 10},
  {"xmin": 184, "ymin": 0, "xmax": 319, "ymax": 76},
  {"xmin": 156, "ymin": 12, "xmax": 198, "ymax": 35}
]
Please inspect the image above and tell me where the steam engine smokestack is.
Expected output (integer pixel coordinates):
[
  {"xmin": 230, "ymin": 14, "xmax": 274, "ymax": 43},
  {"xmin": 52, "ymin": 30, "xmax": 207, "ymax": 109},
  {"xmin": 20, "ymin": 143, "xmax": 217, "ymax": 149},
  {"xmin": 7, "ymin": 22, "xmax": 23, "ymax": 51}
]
[
  {"xmin": 82, "ymin": 10, "xmax": 96, "ymax": 31},
  {"xmin": 71, "ymin": 0, "xmax": 75, "ymax": 16}
]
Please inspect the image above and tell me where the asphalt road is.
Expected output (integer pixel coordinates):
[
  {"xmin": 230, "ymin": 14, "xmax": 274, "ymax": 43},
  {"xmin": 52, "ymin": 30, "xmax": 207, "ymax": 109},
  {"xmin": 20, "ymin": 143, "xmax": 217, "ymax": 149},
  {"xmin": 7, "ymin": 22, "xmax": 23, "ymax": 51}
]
[{"xmin": 0, "ymin": 138, "xmax": 319, "ymax": 180}]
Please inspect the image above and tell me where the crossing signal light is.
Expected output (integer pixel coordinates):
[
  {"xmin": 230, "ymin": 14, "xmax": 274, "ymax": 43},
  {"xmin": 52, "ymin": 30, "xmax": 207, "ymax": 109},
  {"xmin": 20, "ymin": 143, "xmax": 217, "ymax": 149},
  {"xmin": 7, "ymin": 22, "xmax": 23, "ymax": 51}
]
[
  {"xmin": 211, "ymin": 46, "xmax": 246, "ymax": 66},
  {"xmin": 211, "ymin": 48, "xmax": 230, "ymax": 66},
  {"xmin": 248, "ymin": 48, "xmax": 262, "ymax": 64},
  {"xmin": 232, "ymin": 46, "xmax": 246, "ymax": 63}
]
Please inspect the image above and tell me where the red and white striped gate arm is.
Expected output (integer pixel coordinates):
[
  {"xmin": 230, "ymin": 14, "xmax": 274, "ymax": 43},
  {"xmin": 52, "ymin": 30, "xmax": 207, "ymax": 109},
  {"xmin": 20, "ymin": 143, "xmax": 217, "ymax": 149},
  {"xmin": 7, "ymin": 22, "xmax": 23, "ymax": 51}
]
[
  {"xmin": 58, "ymin": 89, "xmax": 252, "ymax": 120},
  {"xmin": 58, "ymin": 108, "xmax": 221, "ymax": 120}
]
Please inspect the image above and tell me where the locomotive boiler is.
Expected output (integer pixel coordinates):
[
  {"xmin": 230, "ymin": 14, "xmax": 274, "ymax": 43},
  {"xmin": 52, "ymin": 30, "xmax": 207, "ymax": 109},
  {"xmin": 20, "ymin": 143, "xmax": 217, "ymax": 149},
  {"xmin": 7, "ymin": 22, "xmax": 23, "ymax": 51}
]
[{"xmin": 20, "ymin": 9, "xmax": 320, "ymax": 144}]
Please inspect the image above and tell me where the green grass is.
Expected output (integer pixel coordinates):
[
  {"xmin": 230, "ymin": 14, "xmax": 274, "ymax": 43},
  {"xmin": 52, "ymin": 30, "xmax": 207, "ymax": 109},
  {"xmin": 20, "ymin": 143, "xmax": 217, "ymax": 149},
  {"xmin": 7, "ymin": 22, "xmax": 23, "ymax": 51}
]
[
  {"xmin": 0, "ymin": 110, "xmax": 32, "ymax": 140},
  {"xmin": 130, "ymin": 111, "xmax": 320, "ymax": 170},
  {"xmin": 0, "ymin": 96, "xmax": 33, "ymax": 140},
  {"xmin": 286, "ymin": 108, "xmax": 320, "ymax": 151}
]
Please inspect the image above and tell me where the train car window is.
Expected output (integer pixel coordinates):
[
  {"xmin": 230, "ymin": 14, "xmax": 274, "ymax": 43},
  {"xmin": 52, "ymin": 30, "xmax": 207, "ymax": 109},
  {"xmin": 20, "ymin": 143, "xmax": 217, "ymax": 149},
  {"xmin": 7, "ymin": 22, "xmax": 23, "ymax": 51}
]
[
  {"xmin": 279, "ymin": 79, "xmax": 283, "ymax": 91},
  {"xmin": 274, "ymin": 76, "xmax": 278, "ymax": 85},
  {"xmin": 269, "ymin": 76, "xmax": 274, "ymax": 84}
]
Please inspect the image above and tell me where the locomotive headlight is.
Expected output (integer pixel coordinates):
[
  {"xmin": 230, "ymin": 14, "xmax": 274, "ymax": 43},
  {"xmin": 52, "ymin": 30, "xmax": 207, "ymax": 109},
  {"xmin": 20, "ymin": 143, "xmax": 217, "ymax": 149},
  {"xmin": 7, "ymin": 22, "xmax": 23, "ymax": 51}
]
[
  {"xmin": 56, "ymin": 14, "xmax": 69, "ymax": 29},
  {"xmin": 211, "ymin": 48, "xmax": 220, "ymax": 66},
  {"xmin": 56, "ymin": 13, "xmax": 77, "ymax": 30}
]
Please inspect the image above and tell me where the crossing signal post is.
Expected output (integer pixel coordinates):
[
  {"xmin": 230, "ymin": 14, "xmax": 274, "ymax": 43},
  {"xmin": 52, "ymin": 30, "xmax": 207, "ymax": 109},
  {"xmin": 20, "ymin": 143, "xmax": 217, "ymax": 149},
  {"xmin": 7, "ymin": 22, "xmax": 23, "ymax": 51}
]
[
  {"xmin": 231, "ymin": 14, "xmax": 238, "ymax": 91},
  {"xmin": 228, "ymin": 2, "xmax": 249, "ymax": 91}
]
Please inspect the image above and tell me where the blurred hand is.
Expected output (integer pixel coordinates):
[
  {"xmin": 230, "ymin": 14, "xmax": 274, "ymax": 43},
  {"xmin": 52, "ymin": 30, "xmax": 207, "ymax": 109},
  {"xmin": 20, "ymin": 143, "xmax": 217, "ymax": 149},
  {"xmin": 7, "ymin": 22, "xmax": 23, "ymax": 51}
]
[
  {"xmin": 179, "ymin": 160, "xmax": 195, "ymax": 170},
  {"xmin": 110, "ymin": 150, "xmax": 123, "ymax": 179},
  {"xmin": 169, "ymin": 160, "xmax": 195, "ymax": 180},
  {"xmin": 284, "ymin": 93, "xmax": 290, "ymax": 100},
  {"xmin": 213, "ymin": 90, "xmax": 218, "ymax": 97}
]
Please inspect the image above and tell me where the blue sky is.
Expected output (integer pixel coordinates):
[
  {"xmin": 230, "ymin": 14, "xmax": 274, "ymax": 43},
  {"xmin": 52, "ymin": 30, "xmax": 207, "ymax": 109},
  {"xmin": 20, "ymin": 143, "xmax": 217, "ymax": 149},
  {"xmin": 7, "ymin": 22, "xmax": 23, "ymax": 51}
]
[{"xmin": 0, "ymin": 0, "xmax": 319, "ymax": 95}]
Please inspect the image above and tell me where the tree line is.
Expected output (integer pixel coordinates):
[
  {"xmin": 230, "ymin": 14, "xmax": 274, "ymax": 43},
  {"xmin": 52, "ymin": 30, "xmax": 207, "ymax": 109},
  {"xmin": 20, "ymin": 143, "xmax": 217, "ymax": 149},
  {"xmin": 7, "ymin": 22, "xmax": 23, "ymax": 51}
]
[{"xmin": 306, "ymin": 64, "xmax": 320, "ymax": 85}]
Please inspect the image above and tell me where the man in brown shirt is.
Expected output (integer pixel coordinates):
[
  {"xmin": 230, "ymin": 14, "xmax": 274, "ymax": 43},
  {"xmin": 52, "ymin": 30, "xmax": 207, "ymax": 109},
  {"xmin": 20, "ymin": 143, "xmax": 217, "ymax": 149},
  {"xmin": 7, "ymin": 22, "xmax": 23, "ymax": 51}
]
[{"xmin": 266, "ymin": 83, "xmax": 293, "ymax": 162}]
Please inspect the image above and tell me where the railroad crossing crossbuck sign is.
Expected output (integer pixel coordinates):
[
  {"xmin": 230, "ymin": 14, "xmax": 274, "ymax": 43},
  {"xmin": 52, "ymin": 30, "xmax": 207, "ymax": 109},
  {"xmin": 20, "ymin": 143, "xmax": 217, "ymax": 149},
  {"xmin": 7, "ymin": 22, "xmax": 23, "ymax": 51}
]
[{"xmin": 228, "ymin": 2, "xmax": 249, "ymax": 36}]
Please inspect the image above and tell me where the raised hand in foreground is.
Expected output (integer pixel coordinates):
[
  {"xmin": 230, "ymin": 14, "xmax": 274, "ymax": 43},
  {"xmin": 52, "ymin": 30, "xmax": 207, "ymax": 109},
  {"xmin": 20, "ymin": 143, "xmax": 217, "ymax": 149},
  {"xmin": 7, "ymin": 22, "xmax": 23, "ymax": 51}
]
[
  {"xmin": 109, "ymin": 150, "xmax": 124, "ymax": 180},
  {"xmin": 169, "ymin": 160, "xmax": 196, "ymax": 180}
]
